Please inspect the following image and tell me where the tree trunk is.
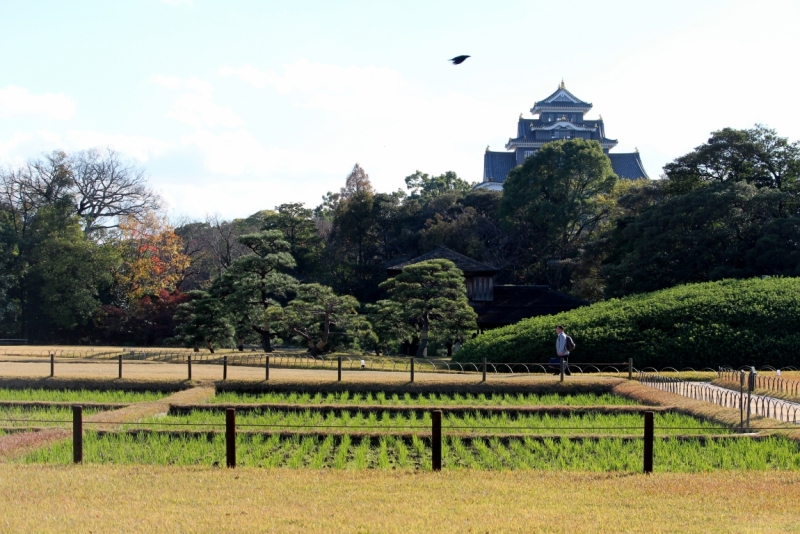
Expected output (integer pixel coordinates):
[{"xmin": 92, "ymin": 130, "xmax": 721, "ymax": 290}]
[
  {"xmin": 260, "ymin": 330, "xmax": 273, "ymax": 353},
  {"xmin": 237, "ymin": 338, "xmax": 244, "ymax": 352},
  {"xmin": 207, "ymin": 342, "xmax": 215, "ymax": 354},
  {"xmin": 416, "ymin": 320, "xmax": 429, "ymax": 358},
  {"xmin": 446, "ymin": 341, "xmax": 453, "ymax": 357}
]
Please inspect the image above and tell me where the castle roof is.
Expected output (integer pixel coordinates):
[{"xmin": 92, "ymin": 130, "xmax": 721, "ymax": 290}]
[
  {"xmin": 386, "ymin": 245, "xmax": 498, "ymax": 276},
  {"xmin": 484, "ymin": 151, "xmax": 517, "ymax": 182},
  {"xmin": 531, "ymin": 82, "xmax": 592, "ymax": 115},
  {"xmin": 608, "ymin": 152, "xmax": 649, "ymax": 180}
]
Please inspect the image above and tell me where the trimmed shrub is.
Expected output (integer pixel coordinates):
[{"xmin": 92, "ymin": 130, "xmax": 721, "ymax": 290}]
[{"xmin": 458, "ymin": 278, "xmax": 800, "ymax": 369}]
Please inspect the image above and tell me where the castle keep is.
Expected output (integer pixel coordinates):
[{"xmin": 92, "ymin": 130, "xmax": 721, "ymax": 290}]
[{"xmin": 476, "ymin": 82, "xmax": 648, "ymax": 190}]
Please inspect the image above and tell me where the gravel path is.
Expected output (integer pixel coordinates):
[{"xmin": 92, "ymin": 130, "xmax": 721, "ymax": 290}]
[
  {"xmin": 0, "ymin": 356, "xmax": 605, "ymax": 386},
  {"xmin": 644, "ymin": 380, "xmax": 800, "ymax": 425}
]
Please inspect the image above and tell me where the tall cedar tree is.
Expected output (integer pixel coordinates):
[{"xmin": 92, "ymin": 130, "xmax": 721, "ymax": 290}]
[{"xmin": 379, "ymin": 259, "xmax": 477, "ymax": 357}]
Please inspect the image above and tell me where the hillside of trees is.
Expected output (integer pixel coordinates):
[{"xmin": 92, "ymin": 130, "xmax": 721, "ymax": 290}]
[{"xmin": 1, "ymin": 124, "xmax": 798, "ymax": 354}]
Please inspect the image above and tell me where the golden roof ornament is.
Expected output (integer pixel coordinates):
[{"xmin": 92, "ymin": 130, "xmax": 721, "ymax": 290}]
[
  {"xmin": 560, "ymin": 79, "xmax": 565, "ymax": 89},
  {"xmin": 486, "ymin": 145, "xmax": 490, "ymax": 152}
]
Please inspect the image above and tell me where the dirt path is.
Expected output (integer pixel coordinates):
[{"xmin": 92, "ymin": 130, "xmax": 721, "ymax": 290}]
[
  {"xmin": 0, "ymin": 356, "xmax": 626, "ymax": 387},
  {"xmin": 0, "ymin": 386, "xmax": 214, "ymax": 459}
]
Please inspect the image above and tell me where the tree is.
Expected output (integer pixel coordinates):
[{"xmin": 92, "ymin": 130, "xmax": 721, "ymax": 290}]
[
  {"xmin": 366, "ymin": 299, "xmax": 414, "ymax": 355},
  {"xmin": 499, "ymin": 139, "xmax": 619, "ymax": 290},
  {"xmin": 173, "ymin": 290, "xmax": 234, "ymax": 353},
  {"xmin": 602, "ymin": 181, "xmax": 789, "ymax": 296},
  {"xmin": 379, "ymin": 259, "xmax": 477, "ymax": 357},
  {"xmin": 663, "ymin": 125, "xmax": 800, "ymax": 196},
  {"xmin": 113, "ymin": 212, "xmax": 191, "ymax": 301},
  {"xmin": 261, "ymin": 203, "xmax": 321, "ymax": 277},
  {"xmin": 340, "ymin": 163, "xmax": 374, "ymax": 199},
  {"xmin": 404, "ymin": 170, "xmax": 473, "ymax": 199},
  {"xmin": 71, "ymin": 148, "xmax": 161, "ymax": 235},
  {"xmin": 284, "ymin": 283, "xmax": 371, "ymax": 355},
  {"xmin": 213, "ymin": 230, "xmax": 298, "ymax": 352}
]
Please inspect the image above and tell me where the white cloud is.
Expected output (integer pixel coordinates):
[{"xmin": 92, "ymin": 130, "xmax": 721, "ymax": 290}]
[
  {"xmin": 0, "ymin": 85, "xmax": 76, "ymax": 120},
  {"xmin": 0, "ymin": 129, "xmax": 173, "ymax": 164},
  {"xmin": 152, "ymin": 75, "xmax": 242, "ymax": 128}
]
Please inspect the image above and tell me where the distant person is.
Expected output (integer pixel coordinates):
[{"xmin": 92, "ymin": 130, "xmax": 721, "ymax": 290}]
[
  {"xmin": 360, "ymin": 359, "xmax": 366, "ymax": 370},
  {"xmin": 555, "ymin": 325, "xmax": 572, "ymax": 376}
]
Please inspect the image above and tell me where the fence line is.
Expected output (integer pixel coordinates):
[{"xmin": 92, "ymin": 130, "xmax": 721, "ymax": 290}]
[
  {"xmin": 638, "ymin": 372, "xmax": 800, "ymax": 426},
  {"xmin": 718, "ymin": 367, "xmax": 800, "ymax": 397}
]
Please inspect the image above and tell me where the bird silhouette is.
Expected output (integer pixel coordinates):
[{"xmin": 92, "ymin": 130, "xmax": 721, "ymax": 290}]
[{"xmin": 449, "ymin": 55, "xmax": 470, "ymax": 65}]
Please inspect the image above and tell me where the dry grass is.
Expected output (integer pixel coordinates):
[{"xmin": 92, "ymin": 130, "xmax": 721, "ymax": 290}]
[
  {"xmin": 612, "ymin": 381, "xmax": 800, "ymax": 440},
  {"xmin": 0, "ymin": 465, "xmax": 798, "ymax": 533},
  {"xmin": 712, "ymin": 378, "xmax": 800, "ymax": 404}
]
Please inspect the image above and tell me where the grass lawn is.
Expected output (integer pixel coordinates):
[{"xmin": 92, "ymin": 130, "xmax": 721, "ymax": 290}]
[
  {"xmin": 210, "ymin": 390, "xmax": 638, "ymax": 406},
  {"xmin": 0, "ymin": 465, "xmax": 798, "ymax": 533},
  {"xmin": 0, "ymin": 388, "xmax": 165, "ymax": 403}
]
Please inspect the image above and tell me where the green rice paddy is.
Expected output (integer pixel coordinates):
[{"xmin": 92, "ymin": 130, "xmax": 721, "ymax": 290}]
[
  {"xmin": 18, "ymin": 432, "xmax": 800, "ymax": 472},
  {"xmin": 210, "ymin": 391, "xmax": 637, "ymax": 406},
  {"xmin": 0, "ymin": 388, "xmax": 166, "ymax": 403},
  {"xmin": 0, "ymin": 406, "xmax": 103, "ymax": 427},
  {"xmin": 140, "ymin": 410, "xmax": 722, "ymax": 435}
]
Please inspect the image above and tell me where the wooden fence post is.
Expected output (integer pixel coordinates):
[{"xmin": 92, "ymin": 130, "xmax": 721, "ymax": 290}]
[
  {"xmin": 337, "ymin": 356, "xmax": 342, "ymax": 382},
  {"xmin": 431, "ymin": 410, "xmax": 442, "ymax": 472},
  {"xmin": 482, "ymin": 358, "xmax": 487, "ymax": 383},
  {"xmin": 187, "ymin": 355, "xmax": 192, "ymax": 381},
  {"xmin": 223, "ymin": 355, "xmax": 228, "ymax": 381},
  {"xmin": 118, "ymin": 354, "xmax": 123, "ymax": 379},
  {"xmin": 226, "ymin": 408, "xmax": 236, "ymax": 468},
  {"xmin": 73, "ymin": 405, "xmax": 83, "ymax": 464},
  {"xmin": 410, "ymin": 358, "xmax": 415, "ymax": 383},
  {"xmin": 50, "ymin": 353, "xmax": 54, "ymax": 378},
  {"xmin": 265, "ymin": 356, "xmax": 270, "ymax": 381},
  {"xmin": 628, "ymin": 358, "xmax": 633, "ymax": 380},
  {"xmin": 643, "ymin": 411, "xmax": 653, "ymax": 474}
]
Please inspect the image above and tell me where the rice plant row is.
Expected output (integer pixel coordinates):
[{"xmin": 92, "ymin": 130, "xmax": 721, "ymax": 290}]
[
  {"xmin": 19, "ymin": 432, "xmax": 800, "ymax": 471},
  {"xmin": 0, "ymin": 406, "xmax": 103, "ymax": 427},
  {"xmin": 210, "ymin": 391, "xmax": 637, "ymax": 407},
  {"xmin": 0, "ymin": 388, "xmax": 166, "ymax": 403},
  {"xmin": 139, "ymin": 410, "xmax": 725, "ymax": 435}
]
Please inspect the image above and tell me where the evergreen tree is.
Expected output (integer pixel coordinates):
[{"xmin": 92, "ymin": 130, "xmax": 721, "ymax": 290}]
[
  {"xmin": 284, "ymin": 283, "xmax": 372, "ymax": 355},
  {"xmin": 379, "ymin": 259, "xmax": 477, "ymax": 357},
  {"xmin": 213, "ymin": 230, "xmax": 298, "ymax": 352},
  {"xmin": 173, "ymin": 290, "xmax": 234, "ymax": 353}
]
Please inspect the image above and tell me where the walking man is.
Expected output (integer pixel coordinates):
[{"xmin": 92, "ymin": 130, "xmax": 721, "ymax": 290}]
[{"xmin": 555, "ymin": 325, "xmax": 571, "ymax": 376}]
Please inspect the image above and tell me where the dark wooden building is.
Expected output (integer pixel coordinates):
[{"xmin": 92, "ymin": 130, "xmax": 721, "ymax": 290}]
[{"xmin": 386, "ymin": 246, "xmax": 588, "ymax": 330}]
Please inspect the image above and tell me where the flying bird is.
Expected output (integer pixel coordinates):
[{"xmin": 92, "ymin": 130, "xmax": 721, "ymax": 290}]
[{"xmin": 449, "ymin": 55, "xmax": 470, "ymax": 65}]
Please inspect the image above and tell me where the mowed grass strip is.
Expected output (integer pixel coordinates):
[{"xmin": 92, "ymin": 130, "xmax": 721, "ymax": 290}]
[
  {"xmin": 0, "ymin": 406, "xmax": 102, "ymax": 428},
  {"xmin": 0, "ymin": 388, "xmax": 166, "ymax": 403},
  {"xmin": 140, "ymin": 409, "xmax": 723, "ymax": 435},
  {"xmin": 16, "ymin": 431, "xmax": 800, "ymax": 471},
  {"xmin": 2, "ymin": 467, "xmax": 799, "ymax": 534},
  {"xmin": 210, "ymin": 390, "xmax": 638, "ymax": 406}
]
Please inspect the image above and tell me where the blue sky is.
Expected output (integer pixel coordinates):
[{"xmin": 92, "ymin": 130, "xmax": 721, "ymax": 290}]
[{"xmin": 1, "ymin": 0, "xmax": 799, "ymax": 219}]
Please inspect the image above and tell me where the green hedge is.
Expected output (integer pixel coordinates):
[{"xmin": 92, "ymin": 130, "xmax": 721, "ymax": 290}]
[{"xmin": 458, "ymin": 278, "xmax": 800, "ymax": 369}]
